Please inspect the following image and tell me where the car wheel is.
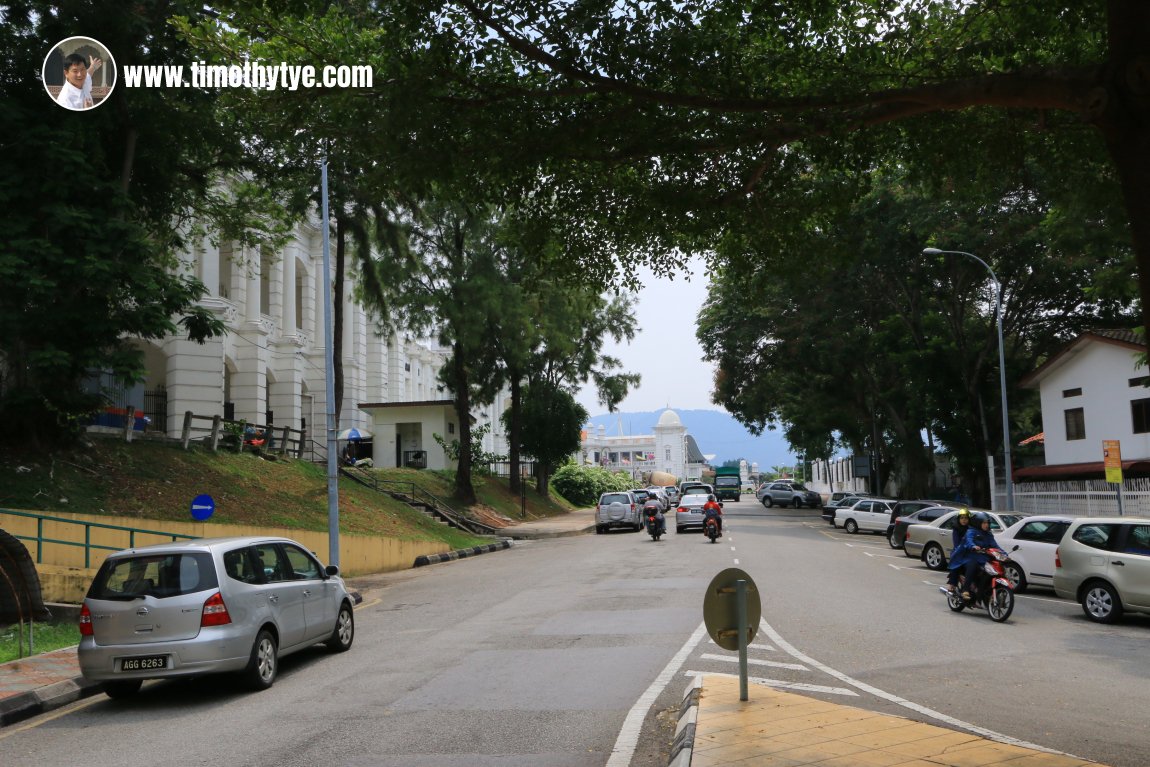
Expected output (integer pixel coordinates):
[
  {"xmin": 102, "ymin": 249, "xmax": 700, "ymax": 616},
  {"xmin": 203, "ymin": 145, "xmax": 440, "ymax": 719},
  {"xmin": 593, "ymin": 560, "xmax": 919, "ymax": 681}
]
[
  {"xmin": 243, "ymin": 628, "xmax": 278, "ymax": 690},
  {"xmin": 888, "ymin": 530, "xmax": 903, "ymax": 549},
  {"xmin": 326, "ymin": 601, "xmax": 355, "ymax": 652},
  {"xmin": 1082, "ymin": 581, "xmax": 1123, "ymax": 624},
  {"xmin": 102, "ymin": 680, "xmax": 143, "ymax": 699},
  {"xmin": 764, "ymin": 496, "xmax": 774, "ymax": 508},
  {"xmin": 923, "ymin": 543, "xmax": 946, "ymax": 571},
  {"xmin": 676, "ymin": 526, "xmax": 684, "ymax": 534},
  {"xmin": 792, "ymin": 497, "xmax": 803, "ymax": 508},
  {"xmin": 1002, "ymin": 562, "xmax": 1027, "ymax": 593},
  {"xmin": 844, "ymin": 519, "xmax": 858, "ymax": 534},
  {"xmin": 595, "ymin": 525, "xmax": 603, "ymax": 534}
]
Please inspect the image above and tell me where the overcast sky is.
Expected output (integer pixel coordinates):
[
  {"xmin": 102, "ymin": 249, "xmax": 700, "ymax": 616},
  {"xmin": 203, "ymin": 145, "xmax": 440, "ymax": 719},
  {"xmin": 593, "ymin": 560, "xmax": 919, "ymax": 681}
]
[{"xmin": 575, "ymin": 255, "xmax": 717, "ymax": 416}]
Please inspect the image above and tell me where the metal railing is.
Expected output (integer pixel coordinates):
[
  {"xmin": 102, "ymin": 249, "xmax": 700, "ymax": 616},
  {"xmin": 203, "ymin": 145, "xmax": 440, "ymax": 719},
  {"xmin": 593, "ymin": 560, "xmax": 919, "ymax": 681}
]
[
  {"xmin": 1009, "ymin": 478, "xmax": 1150, "ymax": 517},
  {"xmin": 339, "ymin": 467, "xmax": 500, "ymax": 536},
  {"xmin": 0, "ymin": 508, "xmax": 199, "ymax": 569}
]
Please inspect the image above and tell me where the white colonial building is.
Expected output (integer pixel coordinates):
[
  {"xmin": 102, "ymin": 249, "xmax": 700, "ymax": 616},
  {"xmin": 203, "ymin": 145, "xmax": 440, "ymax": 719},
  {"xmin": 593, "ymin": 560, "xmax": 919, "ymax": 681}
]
[
  {"xmin": 1018, "ymin": 328, "xmax": 1150, "ymax": 479},
  {"xmin": 580, "ymin": 409, "xmax": 707, "ymax": 482},
  {"xmin": 109, "ymin": 214, "xmax": 509, "ymax": 469}
]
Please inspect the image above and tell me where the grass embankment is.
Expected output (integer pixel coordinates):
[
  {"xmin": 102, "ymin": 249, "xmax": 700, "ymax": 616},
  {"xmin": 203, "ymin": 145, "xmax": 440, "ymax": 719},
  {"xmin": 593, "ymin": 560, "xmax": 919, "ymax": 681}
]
[
  {"xmin": 0, "ymin": 438, "xmax": 575, "ymax": 547},
  {"xmin": 0, "ymin": 622, "xmax": 80, "ymax": 664},
  {"xmin": 0, "ymin": 439, "xmax": 577, "ymax": 661}
]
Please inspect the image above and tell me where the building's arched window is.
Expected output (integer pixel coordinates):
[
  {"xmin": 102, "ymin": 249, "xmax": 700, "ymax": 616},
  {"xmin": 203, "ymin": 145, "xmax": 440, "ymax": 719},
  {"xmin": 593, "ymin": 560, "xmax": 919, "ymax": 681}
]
[{"xmin": 665, "ymin": 447, "xmax": 671, "ymax": 461}]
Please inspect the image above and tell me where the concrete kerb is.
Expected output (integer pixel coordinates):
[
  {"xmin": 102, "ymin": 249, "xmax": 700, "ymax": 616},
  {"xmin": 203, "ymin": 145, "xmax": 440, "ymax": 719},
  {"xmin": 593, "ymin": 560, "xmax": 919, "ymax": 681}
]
[
  {"xmin": 668, "ymin": 675, "xmax": 702, "ymax": 767},
  {"xmin": 0, "ymin": 672, "xmax": 104, "ymax": 728},
  {"xmin": 412, "ymin": 539, "xmax": 513, "ymax": 567}
]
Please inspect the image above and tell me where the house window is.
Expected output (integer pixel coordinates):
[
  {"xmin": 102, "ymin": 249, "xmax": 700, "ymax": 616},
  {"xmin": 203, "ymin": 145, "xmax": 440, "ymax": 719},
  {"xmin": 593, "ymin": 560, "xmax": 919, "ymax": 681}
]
[
  {"xmin": 1133, "ymin": 398, "xmax": 1150, "ymax": 434},
  {"xmin": 665, "ymin": 447, "xmax": 671, "ymax": 461},
  {"xmin": 1064, "ymin": 407, "xmax": 1085, "ymax": 441},
  {"xmin": 1129, "ymin": 376, "xmax": 1150, "ymax": 388},
  {"xmin": 448, "ymin": 422, "xmax": 455, "ymax": 434},
  {"xmin": 1062, "ymin": 387, "xmax": 1082, "ymax": 398}
]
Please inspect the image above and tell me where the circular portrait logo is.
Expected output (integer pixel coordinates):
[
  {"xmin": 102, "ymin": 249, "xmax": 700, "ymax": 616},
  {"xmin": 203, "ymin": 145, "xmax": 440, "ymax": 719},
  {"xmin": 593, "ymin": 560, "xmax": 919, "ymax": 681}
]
[{"xmin": 43, "ymin": 36, "xmax": 117, "ymax": 111}]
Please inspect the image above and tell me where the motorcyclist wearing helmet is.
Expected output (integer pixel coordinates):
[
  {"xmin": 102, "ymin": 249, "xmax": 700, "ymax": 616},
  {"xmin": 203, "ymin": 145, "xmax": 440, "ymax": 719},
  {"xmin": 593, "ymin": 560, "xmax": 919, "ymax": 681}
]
[
  {"xmin": 702, "ymin": 494, "xmax": 723, "ymax": 535},
  {"xmin": 944, "ymin": 508, "xmax": 972, "ymax": 593},
  {"xmin": 643, "ymin": 496, "xmax": 665, "ymax": 535},
  {"xmin": 948, "ymin": 511, "xmax": 1003, "ymax": 600}
]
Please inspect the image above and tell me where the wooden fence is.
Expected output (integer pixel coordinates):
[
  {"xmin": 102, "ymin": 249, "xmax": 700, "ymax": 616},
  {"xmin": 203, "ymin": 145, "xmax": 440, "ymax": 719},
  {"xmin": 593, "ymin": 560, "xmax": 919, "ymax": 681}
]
[{"xmin": 179, "ymin": 411, "xmax": 307, "ymax": 458}]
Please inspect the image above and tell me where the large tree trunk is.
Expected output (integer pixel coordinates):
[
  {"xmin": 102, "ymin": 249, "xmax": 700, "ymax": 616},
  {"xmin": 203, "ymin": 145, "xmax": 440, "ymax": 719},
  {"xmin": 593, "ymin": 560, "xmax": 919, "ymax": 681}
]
[
  {"xmin": 450, "ymin": 344, "xmax": 477, "ymax": 505},
  {"xmin": 507, "ymin": 374, "xmax": 522, "ymax": 494}
]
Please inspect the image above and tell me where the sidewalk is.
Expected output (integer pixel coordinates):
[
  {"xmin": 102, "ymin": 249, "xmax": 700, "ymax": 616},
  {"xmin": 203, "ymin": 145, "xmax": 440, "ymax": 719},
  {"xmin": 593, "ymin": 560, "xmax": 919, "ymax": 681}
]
[
  {"xmin": 671, "ymin": 674, "xmax": 1108, "ymax": 767},
  {"xmin": 502, "ymin": 507, "xmax": 597, "ymax": 539}
]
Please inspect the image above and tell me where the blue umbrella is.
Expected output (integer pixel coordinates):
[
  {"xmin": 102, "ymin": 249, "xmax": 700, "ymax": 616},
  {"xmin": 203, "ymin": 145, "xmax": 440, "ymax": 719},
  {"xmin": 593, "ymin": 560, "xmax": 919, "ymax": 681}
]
[{"xmin": 336, "ymin": 428, "xmax": 372, "ymax": 440}]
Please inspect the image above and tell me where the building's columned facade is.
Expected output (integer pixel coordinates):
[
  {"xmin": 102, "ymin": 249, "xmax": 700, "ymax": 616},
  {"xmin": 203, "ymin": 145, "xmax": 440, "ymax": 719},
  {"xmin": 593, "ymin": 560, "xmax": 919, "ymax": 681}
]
[{"xmin": 119, "ymin": 215, "xmax": 509, "ymax": 460}]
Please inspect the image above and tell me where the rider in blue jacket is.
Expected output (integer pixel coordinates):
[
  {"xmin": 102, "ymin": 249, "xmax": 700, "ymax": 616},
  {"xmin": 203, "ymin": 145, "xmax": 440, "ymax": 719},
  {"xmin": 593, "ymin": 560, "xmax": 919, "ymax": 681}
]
[{"xmin": 947, "ymin": 512, "xmax": 1003, "ymax": 599}]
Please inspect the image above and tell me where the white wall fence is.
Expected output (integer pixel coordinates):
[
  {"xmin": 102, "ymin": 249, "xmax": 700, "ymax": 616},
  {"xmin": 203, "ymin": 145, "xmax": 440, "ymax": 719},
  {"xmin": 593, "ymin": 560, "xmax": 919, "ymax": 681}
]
[{"xmin": 999, "ymin": 478, "xmax": 1150, "ymax": 517}]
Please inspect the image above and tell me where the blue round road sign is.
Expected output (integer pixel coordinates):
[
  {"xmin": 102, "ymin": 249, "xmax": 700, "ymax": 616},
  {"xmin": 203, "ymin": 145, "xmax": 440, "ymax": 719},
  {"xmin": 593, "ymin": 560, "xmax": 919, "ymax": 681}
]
[{"xmin": 190, "ymin": 494, "xmax": 216, "ymax": 521}]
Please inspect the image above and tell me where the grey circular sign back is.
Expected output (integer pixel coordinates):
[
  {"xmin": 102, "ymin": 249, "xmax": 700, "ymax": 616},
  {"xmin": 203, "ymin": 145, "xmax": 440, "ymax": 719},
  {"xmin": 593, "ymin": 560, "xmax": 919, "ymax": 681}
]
[{"xmin": 703, "ymin": 567, "xmax": 761, "ymax": 651}]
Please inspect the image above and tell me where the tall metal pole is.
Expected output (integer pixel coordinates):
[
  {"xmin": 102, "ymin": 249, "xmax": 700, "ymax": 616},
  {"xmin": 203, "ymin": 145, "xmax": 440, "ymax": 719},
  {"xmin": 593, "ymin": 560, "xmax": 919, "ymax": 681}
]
[
  {"xmin": 321, "ymin": 158, "xmax": 340, "ymax": 565},
  {"xmin": 924, "ymin": 248, "xmax": 1014, "ymax": 511}
]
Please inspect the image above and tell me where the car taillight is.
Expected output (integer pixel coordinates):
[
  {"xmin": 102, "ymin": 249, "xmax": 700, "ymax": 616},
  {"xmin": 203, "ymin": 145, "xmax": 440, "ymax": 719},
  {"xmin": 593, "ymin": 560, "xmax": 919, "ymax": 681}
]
[
  {"xmin": 201, "ymin": 591, "xmax": 232, "ymax": 627},
  {"xmin": 1055, "ymin": 547, "xmax": 1061, "ymax": 568},
  {"xmin": 677, "ymin": 506, "xmax": 687, "ymax": 514},
  {"xmin": 79, "ymin": 603, "xmax": 93, "ymax": 636}
]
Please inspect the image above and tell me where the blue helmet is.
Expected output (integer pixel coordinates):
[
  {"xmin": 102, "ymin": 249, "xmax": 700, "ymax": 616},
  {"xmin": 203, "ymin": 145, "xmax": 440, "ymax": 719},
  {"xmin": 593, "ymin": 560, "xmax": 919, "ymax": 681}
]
[{"xmin": 971, "ymin": 512, "xmax": 990, "ymax": 527}]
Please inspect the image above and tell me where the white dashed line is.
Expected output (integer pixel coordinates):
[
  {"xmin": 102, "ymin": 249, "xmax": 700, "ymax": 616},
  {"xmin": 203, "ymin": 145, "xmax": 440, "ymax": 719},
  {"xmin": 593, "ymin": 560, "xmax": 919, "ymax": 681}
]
[{"xmin": 700, "ymin": 652, "xmax": 808, "ymax": 671}]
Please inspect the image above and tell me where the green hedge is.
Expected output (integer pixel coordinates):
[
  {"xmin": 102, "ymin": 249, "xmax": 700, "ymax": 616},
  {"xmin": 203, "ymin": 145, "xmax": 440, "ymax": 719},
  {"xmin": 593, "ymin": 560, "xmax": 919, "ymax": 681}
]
[{"xmin": 550, "ymin": 464, "xmax": 636, "ymax": 507}]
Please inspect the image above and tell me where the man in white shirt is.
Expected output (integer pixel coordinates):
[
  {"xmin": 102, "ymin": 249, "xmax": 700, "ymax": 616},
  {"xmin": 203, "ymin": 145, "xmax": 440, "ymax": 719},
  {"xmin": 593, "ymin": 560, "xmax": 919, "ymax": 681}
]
[{"xmin": 56, "ymin": 52, "xmax": 102, "ymax": 110}]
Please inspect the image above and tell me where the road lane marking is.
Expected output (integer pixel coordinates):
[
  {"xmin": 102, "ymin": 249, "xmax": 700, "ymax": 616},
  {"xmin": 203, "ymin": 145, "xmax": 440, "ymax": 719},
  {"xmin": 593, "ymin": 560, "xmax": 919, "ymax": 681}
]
[
  {"xmin": 708, "ymin": 640, "xmax": 777, "ymax": 652},
  {"xmin": 700, "ymin": 652, "xmax": 807, "ymax": 671},
  {"xmin": 606, "ymin": 622, "xmax": 708, "ymax": 767},
  {"xmin": 757, "ymin": 617, "xmax": 1078, "ymax": 756},
  {"xmin": 684, "ymin": 670, "xmax": 858, "ymax": 697}
]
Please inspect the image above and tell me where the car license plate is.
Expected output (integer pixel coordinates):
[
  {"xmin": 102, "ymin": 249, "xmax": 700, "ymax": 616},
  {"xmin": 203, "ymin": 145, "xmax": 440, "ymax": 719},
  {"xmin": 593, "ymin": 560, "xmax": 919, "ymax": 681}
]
[{"xmin": 120, "ymin": 655, "xmax": 167, "ymax": 671}]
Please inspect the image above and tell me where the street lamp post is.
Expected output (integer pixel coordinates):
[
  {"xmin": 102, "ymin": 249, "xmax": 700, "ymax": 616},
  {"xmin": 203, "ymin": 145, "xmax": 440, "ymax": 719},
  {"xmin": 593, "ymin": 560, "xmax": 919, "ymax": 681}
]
[{"xmin": 923, "ymin": 248, "xmax": 1014, "ymax": 511}]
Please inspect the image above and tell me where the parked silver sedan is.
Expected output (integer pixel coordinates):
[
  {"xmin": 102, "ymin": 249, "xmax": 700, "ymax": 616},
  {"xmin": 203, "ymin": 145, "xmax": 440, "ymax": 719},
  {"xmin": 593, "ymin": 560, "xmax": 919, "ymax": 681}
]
[
  {"xmin": 78, "ymin": 536, "xmax": 355, "ymax": 698},
  {"xmin": 904, "ymin": 510, "xmax": 1026, "ymax": 570}
]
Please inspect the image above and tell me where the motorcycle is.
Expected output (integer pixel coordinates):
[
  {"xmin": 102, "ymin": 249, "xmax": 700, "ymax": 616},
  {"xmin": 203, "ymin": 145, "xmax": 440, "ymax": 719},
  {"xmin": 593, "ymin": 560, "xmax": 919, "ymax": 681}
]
[
  {"xmin": 647, "ymin": 512, "xmax": 664, "ymax": 541},
  {"xmin": 704, "ymin": 515, "xmax": 721, "ymax": 543},
  {"xmin": 939, "ymin": 547, "xmax": 1015, "ymax": 622}
]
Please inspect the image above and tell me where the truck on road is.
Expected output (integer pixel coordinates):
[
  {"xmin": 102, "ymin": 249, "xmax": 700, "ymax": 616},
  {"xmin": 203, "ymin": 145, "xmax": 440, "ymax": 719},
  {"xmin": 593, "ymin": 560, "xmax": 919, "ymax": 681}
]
[{"xmin": 713, "ymin": 466, "xmax": 742, "ymax": 501}]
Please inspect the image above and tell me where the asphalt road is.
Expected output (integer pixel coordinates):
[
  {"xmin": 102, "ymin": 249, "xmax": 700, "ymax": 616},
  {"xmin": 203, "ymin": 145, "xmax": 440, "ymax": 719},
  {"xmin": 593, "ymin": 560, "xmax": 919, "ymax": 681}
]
[{"xmin": 3, "ymin": 498, "xmax": 1148, "ymax": 766}]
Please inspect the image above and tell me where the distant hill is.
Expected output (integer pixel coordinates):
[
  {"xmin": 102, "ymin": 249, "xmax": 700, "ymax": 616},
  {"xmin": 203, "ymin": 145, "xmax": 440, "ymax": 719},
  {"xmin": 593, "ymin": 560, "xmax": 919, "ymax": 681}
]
[{"xmin": 585, "ymin": 409, "xmax": 795, "ymax": 473}]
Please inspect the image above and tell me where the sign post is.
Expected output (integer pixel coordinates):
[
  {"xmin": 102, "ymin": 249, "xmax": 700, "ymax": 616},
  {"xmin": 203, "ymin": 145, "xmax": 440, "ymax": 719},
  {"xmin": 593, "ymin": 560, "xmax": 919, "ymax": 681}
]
[
  {"xmin": 703, "ymin": 568, "xmax": 762, "ymax": 702},
  {"xmin": 1103, "ymin": 440, "xmax": 1124, "ymax": 515}
]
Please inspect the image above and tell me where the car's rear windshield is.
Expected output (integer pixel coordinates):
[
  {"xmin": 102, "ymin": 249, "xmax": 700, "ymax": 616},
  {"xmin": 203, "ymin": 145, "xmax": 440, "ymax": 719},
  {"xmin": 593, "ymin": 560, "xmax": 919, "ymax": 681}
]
[
  {"xmin": 714, "ymin": 477, "xmax": 739, "ymax": 486},
  {"xmin": 601, "ymin": 494, "xmax": 631, "ymax": 505},
  {"xmin": 682, "ymin": 487, "xmax": 710, "ymax": 495},
  {"xmin": 88, "ymin": 552, "xmax": 219, "ymax": 600}
]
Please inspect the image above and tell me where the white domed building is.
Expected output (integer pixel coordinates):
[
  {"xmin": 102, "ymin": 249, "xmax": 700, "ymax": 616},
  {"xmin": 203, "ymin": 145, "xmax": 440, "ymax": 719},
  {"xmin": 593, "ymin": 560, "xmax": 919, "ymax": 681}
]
[{"xmin": 580, "ymin": 408, "xmax": 707, "ymax": 481}]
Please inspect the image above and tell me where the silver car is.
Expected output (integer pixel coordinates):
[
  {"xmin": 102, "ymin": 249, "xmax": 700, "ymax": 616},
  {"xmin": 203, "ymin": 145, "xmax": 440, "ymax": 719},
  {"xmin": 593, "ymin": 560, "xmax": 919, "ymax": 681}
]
[
  {"xmin": 1054, "ymin": 517, "xmax": 1150, "ymax": 623},
  {"xmin": 674, "ymin": 494, "xmax": 711, "ymax": 533},
  {"xmin": 78, "ymin": 536, "xmax": 355, "ymax": 698},
  {"xmin": 904, "ymin": 510, "xmax": 1025, "ymax": 570},
  {"xmin": 596, "ymin": 491, "xmax": 641, "ymax": 533}
]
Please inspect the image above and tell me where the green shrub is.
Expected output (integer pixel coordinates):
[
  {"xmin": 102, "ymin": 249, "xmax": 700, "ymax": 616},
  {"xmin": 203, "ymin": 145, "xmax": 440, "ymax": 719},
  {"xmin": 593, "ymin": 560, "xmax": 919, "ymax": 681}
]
[{"xmin": 551, "ymin": 463, "xmax": 636, "ymax": 506}]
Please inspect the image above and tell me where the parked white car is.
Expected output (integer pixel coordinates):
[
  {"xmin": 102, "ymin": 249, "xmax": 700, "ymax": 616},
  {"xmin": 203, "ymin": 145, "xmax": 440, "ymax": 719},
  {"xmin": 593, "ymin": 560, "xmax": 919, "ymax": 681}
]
[
  {"xmin": 995, "ymin": 515, "xmax": 1074, "ymax": 592},
  {"xmin": 834, "ymin": 498, "xmax": 898, "ymax": 534}
]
